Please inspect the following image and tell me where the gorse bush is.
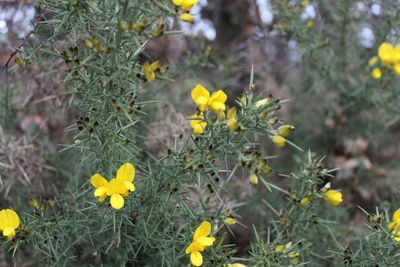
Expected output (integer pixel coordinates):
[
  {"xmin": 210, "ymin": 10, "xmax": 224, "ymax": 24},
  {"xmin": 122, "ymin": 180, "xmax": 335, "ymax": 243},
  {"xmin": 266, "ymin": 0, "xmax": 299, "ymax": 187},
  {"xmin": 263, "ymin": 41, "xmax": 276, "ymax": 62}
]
[{"xmin": 1, "ymin": 0, "xmax": 400, "ymax": 266}]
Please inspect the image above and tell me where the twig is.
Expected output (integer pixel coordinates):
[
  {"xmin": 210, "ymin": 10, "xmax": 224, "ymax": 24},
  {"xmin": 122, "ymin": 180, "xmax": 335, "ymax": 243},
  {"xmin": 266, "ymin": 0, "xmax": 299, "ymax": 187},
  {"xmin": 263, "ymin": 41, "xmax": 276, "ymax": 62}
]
[{"xmin": 3, "ymin": 27, "xmax": 36, "ymax": 71}]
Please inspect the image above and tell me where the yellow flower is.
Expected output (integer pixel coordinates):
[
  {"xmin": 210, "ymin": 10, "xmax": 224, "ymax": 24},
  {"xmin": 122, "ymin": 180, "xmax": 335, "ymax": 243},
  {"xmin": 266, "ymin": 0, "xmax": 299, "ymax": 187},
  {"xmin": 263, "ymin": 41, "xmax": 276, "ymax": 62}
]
[
  {"xmin": 186, "ymin": 221, "xmax": 216, "ymax": 266},
  {"xmin": 0, "ymin": 209, "xmax": 20, "ymax": 240},
  {"xmin": 142, "ymin": 61, "xmax": 162, "ymax": 82},
  {"xmin": 191, "ymin": 84, "xmax": 227, "ymax": 113},
  {"xmin": 224, "ymin": 217, "xmax": 237, "ymax": 225},
  {"xmin": 394, "ymin": 63, "xmax": 400, "ymax": 75},
  {"xmin": 378, "ymin": 42, "xmax": 394, "ymax": 64},
  {"xmin": 249, "ymin": 174, "xmax": 258, "ymax": 185},
  {"xmin": 300, "ymin": 197, "xmax": 310, "ymax": 206},
  {"xmin": 255, "ymin": 98, "xmax": 270, "ymax": 107},
  {"xmin": 227, "ymin": 107, "xmax": 240, "ymax": 131},
  {"xmin": 324, "ymin": 189, "xmax": 343, "ymax": 206},
  {"xmin": 228, "ymin": 264, "xmax": 247, "ymax": 267},
  {"xmin": 180, "ymin": 13, "xmax": 195, "ymax": 23},
  {"xmin": 272, "ymin": 135, "xmax": 286, "ymax": 147},
  {"xmin": 277, "ymin": 125, "xmax": 295, "ymax": 137},
  {"xmin": 371, "ymin": 68, "xmax": 382, "ymax": 79},
  {"xmin": 91, "ymin": 163, "xmax": 136, "ymax": 210},
  {"xmin": 389, "ymin": 209, "xmax": 400, "ymax": 242},
  {"xmin": 190, "ymin": 113, "xmax": 207, "ymax": 135},
  {"xmin": 368, "ymin": 56, "xmax": 378, "ymax": 66}
]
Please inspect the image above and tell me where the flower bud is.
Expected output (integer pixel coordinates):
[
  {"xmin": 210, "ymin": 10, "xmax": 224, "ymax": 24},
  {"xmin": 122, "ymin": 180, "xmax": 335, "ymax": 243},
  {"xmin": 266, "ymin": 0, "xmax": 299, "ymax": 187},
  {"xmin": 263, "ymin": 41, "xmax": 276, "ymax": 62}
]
[
  {"xmin": 249, "ymin": 174, "xmax": 258, "ymax": 185},
  {"xmin": 277, "ymin": 125, "xmax": 295, "ymax": 137}
]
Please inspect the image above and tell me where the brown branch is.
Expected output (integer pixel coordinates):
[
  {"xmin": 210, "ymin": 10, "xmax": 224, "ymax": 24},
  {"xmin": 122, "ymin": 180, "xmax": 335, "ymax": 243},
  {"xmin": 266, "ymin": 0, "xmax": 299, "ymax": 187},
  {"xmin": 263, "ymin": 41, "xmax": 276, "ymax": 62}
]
[{"xmin": 3, "ymin": 27, "xmax": 36, "ymax": 71}]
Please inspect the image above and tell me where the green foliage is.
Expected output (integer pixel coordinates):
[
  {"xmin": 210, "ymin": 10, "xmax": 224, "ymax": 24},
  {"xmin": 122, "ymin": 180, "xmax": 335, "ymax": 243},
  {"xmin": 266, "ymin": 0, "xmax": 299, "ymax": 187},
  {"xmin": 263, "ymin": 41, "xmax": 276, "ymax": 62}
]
[{"xmin": 1, "ymin": 0, "xmax": 400, "ymax": 266}]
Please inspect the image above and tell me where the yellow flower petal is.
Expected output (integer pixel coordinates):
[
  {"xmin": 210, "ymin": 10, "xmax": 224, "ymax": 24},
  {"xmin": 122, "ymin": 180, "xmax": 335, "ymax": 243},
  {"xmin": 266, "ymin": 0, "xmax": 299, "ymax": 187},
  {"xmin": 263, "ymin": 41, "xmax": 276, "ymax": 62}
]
[
  {"xmin": 274, "ymin": 245, "xmax": 286, "ymax": 252},
  {"xmin": 124, "ymin": 181, "xmax": 135, "ymax": 192},
  {"xmin": 0, "ymin": 211, "xmax": 7, "ymax": 230},
  {"xmin": 98, "ymin": 195, "xmax": 107, "ymax": 202},
  {"xmin": 209, "ymin": 101, "xmax": 226, "ymax": 113},
  {"xmin": 227, "ymin": 107, "xmax": 237, "ymax": 120},
  {"xmin": 190, "ymin": 251, "xmax": 203, "ymax": 266},
  {"xmin": 145, "ymin": 71, "xmax": 155, "ymax": 82},
  {"xmin": 378, "ymin": 42, "xmax": 394, "ymax": 63},
  {"xmin": 324, "ymin": 189, "xmax": 343, "ymax": 206},
  {"xmin": 394, "ymin": 63, "xmax": 400, "ymax": 76},
  {"xmin": 182, "ymin": 0, "xmax": 198, "ymax": 10},
  {"xmin": 3, "ymin": 227, "xmax": 16, "ymax": 240},
  {"xmin": 0, "ymin": 209, "xmax": 20, "ymax": 230},
  {"xmin": 249, "ymin": 174, "xmax": 258, "ymax": 185},
  {"xmin": 143, "ymin": 62, "xmax": 156, "ymax": 81},
  {"xmin": 110, "ymin": 194, "xmax": 124, "ymax": 210},
  {"xmin": 227, "ymin": 118, "xmax": 239, "ymax": 132},
  {"xmin": 195, "ymin": 96, "xmax": 209, "ymax": 106},
  {"xmin": 143, "ymin": 61, "xmax": 151, "ymax": 73},
  {"xmin": 277, "ymin": 125, "xmax": 295, "ymax": 137},
  {"xmin": 90, "ymin": 174, "xmax": 108, "ymax": 188},
  {"xmin": 150, "ymin": 60, "xmax": 161, "ymax": 71},
  {"xmin": 185, "ymin": 241, "xmax": 205, "ymax": 254},
  {"xmin": 172, "ymin": 0, "xmax": 184, "ymax": 6},
  {"xmin": 193, "ymin": 221, "xmax": 211, "ymax": 241},
  {"xmin": 389, "ymin": 221, "xmax": 400, "ymax": 231},
  {"xmin": 106, "ymin": 178, "xmax": 128, "ymax": 196},
  {"xmin": 191, "ymin": 84, "xmax": 210, "ymax": 105},
  {"xmin": 224, "ymin": 217, "xmax": 237, "ymax": 225},
  {"xmin": 116, "ymin": 163, "xmax": 135, "ymax": 182},
  {"xmin": 210, "ymin": 90, "xmax": 227, "ymax": 103},
  {"xmin": 371, "ymin": 68, "xmax": 382, "ymax": 79},
  {"xmin": 180, "ymin": 13, "xmax": 195, "ymax": 23},
  {"xmin": 217, "ymin": 110, "xmax": 226, "ymax": 121},
  {"xmin": 300, "ymin": 197, "xmax": 311, "ymax": 206},
  {"xmin": 272, "ymin": 135, "xmax": 286, "ymax": 147},
  {"xmin": 190, "ymin": 114, "xmax": 207, "ymax": 135},
  {"xmin": 368, "ymin": 56, "xmax": 378, "ymax": 66},
  {"xmin": 393, "ymin": 208, "xmax": 400, "ymax": 221},
  {"xmin": 255, "ymin": 98, "xmax": 270, "ymax": 107},
  {"xmin": 94, "ymin": 187, "xmax": 106, "ymax": 197},
  {"xmin": 197, "ymin": 236, "xmax": 215, "ymax": 247},
  {"xmin": 182, "ymin": 4, "xmax": 194, "ymax": 11},
  {"xmin": 393, "ymin": 45, "xmax": 400, "ymax": 62}
]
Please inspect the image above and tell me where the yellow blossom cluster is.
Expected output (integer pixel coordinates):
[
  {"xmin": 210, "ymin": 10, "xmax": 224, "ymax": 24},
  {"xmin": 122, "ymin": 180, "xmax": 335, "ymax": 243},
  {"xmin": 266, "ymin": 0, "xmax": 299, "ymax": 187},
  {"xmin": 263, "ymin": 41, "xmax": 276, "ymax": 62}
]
[
  {"xmin": 370, "ymin": 42, "xmax": 400, "ymax": 79},
  {"xmin": 0, "ymin": 209, "xmax": 20, "ymax": 240},
  {"xmin": 172, "ymin": 0, "xmax": 199, "ymax": 23},
  {"xmin": 90, "ymin": 163, "xmax": 136, "ymax": 210}
]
